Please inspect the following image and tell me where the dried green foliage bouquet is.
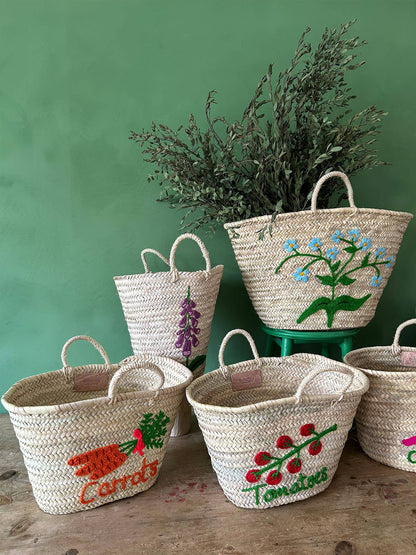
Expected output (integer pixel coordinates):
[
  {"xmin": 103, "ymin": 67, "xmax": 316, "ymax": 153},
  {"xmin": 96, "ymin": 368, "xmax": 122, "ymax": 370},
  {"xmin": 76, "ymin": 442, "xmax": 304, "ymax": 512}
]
[{"xmin": 130, "ymin": 21, "xmax": 387, "ymax": 232}]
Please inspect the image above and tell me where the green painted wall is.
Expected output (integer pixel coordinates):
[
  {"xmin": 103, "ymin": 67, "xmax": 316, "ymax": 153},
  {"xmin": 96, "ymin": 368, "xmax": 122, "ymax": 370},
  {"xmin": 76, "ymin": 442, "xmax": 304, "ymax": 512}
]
[{"xmin": 1, "ymin": 0, "xmax": 415, "ymax": 410}]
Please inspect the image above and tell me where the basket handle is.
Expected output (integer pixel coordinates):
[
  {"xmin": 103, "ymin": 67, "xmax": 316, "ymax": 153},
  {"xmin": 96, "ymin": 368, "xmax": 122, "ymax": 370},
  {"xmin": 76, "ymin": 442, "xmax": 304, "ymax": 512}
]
[
  {"xmin": 61, "ymin": 336, "xmax": 110, "ymax": 379},
  {"xmin": 219, "ymin": 329, "xmax": 261, "ymax": 379},
  {"xmin": 140, "ymin": 248, "xmax": 170, "ymax": 273},
  {"xmin": 294, "ymin": 365, "xmax": 355, "ymax": 404},
  {"xmin": 108, "ymin": 360, "xmax": 165, "ymax": 403},
  {"xmin": 169, "ymin": 233, "xmax": 211, "ymax": 282},
  {"xmin": 391, "ymin": 319, "xmax": 416, "ymax": 355},
  {"xmin": 311, "ymin": 171, "xmax": 356, "ymax": 213}
]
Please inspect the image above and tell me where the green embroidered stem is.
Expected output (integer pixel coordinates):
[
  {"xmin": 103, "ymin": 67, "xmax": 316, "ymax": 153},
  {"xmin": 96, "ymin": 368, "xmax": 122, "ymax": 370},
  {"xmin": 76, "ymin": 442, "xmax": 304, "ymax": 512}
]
[
  {"xmin": 341, "ymin": 260, "xmax": 384, "ymax": 280},
  {"xmin": 118, "ymin": 440, "xmax": 137, "ymax": 457},
  {"xmin": 252, "ymin": 424, "xmax": 337, "ymax": 479},
  {"xmin": 275, "ymin": 251, "xmax": 333, "ymax": 274},
  {"xmin": 340, "ymin": 238, "xmax": 354, "ymax": 245},
  {"xmin": 334, "ymin": 250, "xmax": 357, "ymax": 280}
]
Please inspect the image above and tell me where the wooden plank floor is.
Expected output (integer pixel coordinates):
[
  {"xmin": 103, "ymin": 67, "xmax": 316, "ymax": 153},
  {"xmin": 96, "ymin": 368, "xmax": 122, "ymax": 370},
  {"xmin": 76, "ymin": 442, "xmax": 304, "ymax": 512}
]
[{"xmin": 1, "ymin": 413, "xmax": 415, "ymax": 555}]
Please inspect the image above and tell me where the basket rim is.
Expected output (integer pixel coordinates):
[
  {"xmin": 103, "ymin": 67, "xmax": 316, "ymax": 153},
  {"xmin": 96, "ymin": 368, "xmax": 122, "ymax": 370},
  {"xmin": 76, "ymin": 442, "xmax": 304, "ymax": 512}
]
[
  {"xmin": 2, "ymin": 356, "xmax": 193, "ymax": 415},
  {"xmin": 224, "ymin": 207, "xmax": 413, "ymax": 230},
  {"xmin": 186, "ymin": 355, "xmax": 369, "ymax": 414},
  {"xmin": 344, "ymin": 346, "xmax": 416, "ymax": 377},
  {"xmin": 113, "ymin": 264, "xmax": 224, "ymax": 282}
]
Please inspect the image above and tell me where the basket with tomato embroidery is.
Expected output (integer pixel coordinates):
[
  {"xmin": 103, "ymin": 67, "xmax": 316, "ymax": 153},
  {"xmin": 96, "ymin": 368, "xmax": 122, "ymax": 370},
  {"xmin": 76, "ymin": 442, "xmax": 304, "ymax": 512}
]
[
  {"xmin": 114, "ymin": 233, "xmax": 223, "ymax": 436},
  {"xmin": 344, "ymin": 319, "xmax": 416, "ymax": 472},
  {"xmin": 224, "ymin": 172, "xmax": 412, "ymax": 330},
  {"xmin": 2, "ymin": 336, "xmax": 192, "ymax": 514},
  {"xmin": 186, "ymin": 329, "xmax": 369, "ymax": 509}
]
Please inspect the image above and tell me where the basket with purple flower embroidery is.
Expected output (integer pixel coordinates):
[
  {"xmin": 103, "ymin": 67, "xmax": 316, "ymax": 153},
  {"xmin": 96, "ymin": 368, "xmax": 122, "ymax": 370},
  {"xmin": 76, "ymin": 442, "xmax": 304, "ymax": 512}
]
[
  {"xmin": 224, "ymin": 172, "xmax": 412, "ymax": 330},
  {"xmin": 114, "ymin": 233, "xmax": 223, "ymax": 435},
  {"xmin": 344, "ymin": 319, "xmax": 416, "ymax": 472},
  {"xmin": 186, "ymin": 329, "xmax": 369, "ymax": 509}
]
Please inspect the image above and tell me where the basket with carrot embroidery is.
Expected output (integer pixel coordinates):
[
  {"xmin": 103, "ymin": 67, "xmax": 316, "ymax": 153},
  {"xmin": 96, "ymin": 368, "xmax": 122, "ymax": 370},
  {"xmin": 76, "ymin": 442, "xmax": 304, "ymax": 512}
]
[
  {"xmin": 67, "ymin": 410, "xmax": 170, "ymax": 480},
  {"xmin": 345, "ymin": 319, "xmax": 416, "ymax": 473},
  {"xmin": 224, "ymin": 172, "xmax": 412, "ymax": 330},
  {"xmin": 187, "ymin": 329, "xmax": 369, "ymax": 509},
  {"xmin": 114, "ymin": 233, "xmax": 223, "ymax": 436},
  {"xmin": 1, "ymin": 336, "xmax": 192, "ymax": 514}
]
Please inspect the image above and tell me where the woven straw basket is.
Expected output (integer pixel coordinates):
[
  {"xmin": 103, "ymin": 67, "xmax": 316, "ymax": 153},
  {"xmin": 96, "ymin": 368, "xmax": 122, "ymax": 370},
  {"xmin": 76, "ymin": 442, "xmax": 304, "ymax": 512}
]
[
  {"xmin": 186, "ymin": 329, "xmax": 369, "ymax": 509},
  {"xmin": 344, "ymin": 319, "xmax": 416, "ymax": 472},
  {"xmin": 114, "ymin": 233, "xmax": 223, "ymax": 436},
  {"xmin": 1, "ymin": 336, "xmax": 192, "ymax": 514},
  {"xmin": 224, "ymin": 172, "xmax": 412, "ymax": 330}
]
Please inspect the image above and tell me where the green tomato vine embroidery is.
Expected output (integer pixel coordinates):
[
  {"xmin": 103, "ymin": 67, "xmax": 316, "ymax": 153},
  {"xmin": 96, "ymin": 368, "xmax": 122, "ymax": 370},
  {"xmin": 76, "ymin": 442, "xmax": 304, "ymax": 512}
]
[
  {"xmin": 244, "ymin": 423, "xmax": 337, "ymax": 486},
  {"xmin": 275, "ymin": 228, "xmax": 395, "ymax": 327}
]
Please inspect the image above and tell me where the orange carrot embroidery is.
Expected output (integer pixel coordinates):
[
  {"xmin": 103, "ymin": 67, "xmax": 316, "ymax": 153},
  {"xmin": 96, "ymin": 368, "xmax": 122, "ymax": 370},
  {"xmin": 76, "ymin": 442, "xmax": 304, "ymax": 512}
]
[{"xmin": 68, "ymin": 411, "xmax": 170, "ymax": 480}]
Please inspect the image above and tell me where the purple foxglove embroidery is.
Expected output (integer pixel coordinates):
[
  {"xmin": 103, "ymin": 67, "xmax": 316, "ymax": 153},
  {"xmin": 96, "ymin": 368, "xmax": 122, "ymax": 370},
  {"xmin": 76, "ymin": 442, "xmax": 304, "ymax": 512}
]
[{"xmin": 175, "ymin": 286, "xmax": 203, "ymax": 369}]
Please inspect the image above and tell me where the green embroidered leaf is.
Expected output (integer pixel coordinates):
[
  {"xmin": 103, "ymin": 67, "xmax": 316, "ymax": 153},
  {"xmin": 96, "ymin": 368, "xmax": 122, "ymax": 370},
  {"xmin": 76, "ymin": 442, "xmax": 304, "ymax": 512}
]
[
  {"xmin": 361, "ymin": 253, "xmax": 370, "ymax": 267},
  {"xmin": 344, "ymin": 246, "xmax": 358, "ymax": 254},
  {"xmin": 325, "ymin": 294, "xmax": 371, "ymax": 326},
  {"xmin": 297, "ymin": 297, "xmax": 332, "ymax": 324},
  {"xmin": 297, "ymin": 294, "xmax": 371, "ymax": 327},
  {"xmin": 330, "ymin": 294, "xmax": 371, "ymax": 312},
  {"xmin": 188, "ymin": 354, "xmax": 206, "ymax": 373},
  {"xmin": 338, "ymin": 275, "xmax": 356, "ymax": 286},
  {"xmin": 331, "ymin": 260, "xmax": 341, "ymax": 272},
  {"xmin": 139, "ymin": 411, "xmax": 171, "ymax": 450},
  {"xmin": 315, "ymin": 275, "xmax": 336, "ymax": 286}
]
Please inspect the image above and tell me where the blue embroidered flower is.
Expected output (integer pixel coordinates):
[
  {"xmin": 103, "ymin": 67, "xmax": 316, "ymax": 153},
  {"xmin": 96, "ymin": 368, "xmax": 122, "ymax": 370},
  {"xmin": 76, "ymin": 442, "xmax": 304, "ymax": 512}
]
[
  {"xmin": 385, "ymin": 255, "xmax": 394, "ymax": 268},
  {"xmin": 370, "ymin": 275, "xmax": 382, "ymax": 287},
  {"xmin": 374, "ymin": 247, "xmax": 386, "ymax": 259},
  {"xmin": 348, "ymin": 229, "xmax": 360, "ymax": 242},
  {"xmin": 293, "ymin": 268, "xmax": 309, "ymax": 282},
  {"xmin": 326, "ymin": 247, "xmax": 339, "ymax": 260},
  {"xmin": 284, "ymin": 239, "xmax": 299, "ymax": 252},
  {"xmin": 358, "ymin": 237, "xmax": 371, "ymax": 251},
  {"xmin": 308, "ymin": 238, "xmax": 322, "ymax": 251},
  {"xmin": 332, "ymin": 230, "xmax": 344, "ymax": 243}
]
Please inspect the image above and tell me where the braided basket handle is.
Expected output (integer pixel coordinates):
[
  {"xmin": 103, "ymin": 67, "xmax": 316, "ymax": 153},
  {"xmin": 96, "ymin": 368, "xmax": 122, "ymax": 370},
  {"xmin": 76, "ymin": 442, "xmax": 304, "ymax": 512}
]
[
  {"xmin": 140, "ymin": 248, "xmax": 170, "ymax": 273},
  {"xmin": 391, "ymin": 319, "xmax": 416, "ymax": 355},
  {"xmin": 169, "ymin": 233, "xmax": 211, "ymax": 282},
  {"xmin": 311, "ymin": 171, "xmax": 356, "ymax": 213},
  {"xmin": 294, "ymin": 365, "xmax": 355, "ymax": 404},
  {"xmin": 108, "ymin": 360, "xmax": 165, "ymax": 403},
  {"xmin": 61, "ymin": 336, "xmax": 110, "ymax": 379},
  {"xmin": 219, "ymin": 329, "xmax": 261, "ymax": 379}
]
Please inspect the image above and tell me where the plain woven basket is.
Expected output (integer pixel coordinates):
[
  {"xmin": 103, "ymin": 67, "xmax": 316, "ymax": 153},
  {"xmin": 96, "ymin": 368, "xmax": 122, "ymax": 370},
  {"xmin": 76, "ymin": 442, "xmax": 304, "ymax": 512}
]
[
  {"xmin": 344, "ymin": 319, "xmax": 416, "ymax": 472},
  {"xmin": 186, "ymin": 329, "xmax": 369, "ymax": 509},
  {"xmin": 2, "ymin": 336, "xmax": 192, "ymax": 514},
  {"xmin": 114, "ymin": 233, "xmax": 223, "ymax": 436},
  {"xmin": 224, "ymin": 172, "xmax": 412, "ymax": 330}
]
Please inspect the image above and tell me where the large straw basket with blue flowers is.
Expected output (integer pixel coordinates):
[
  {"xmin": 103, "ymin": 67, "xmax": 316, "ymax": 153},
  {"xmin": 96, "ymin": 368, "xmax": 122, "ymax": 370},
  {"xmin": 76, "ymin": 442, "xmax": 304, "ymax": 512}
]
[{"xmin": 224, "ymin": 172, "xmax": 412, "ymax": 330}]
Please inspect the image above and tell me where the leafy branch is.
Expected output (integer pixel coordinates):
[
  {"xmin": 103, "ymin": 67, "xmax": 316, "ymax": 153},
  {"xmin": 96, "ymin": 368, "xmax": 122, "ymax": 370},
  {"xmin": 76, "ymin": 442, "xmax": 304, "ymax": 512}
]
[{"xmin": 130, "ymin": 21, "xmax": 387, "ymax": 232}]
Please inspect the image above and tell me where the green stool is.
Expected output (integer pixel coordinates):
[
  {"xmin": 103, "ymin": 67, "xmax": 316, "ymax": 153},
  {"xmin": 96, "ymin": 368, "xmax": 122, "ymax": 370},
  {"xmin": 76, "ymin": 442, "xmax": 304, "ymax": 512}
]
[{"xmin": 261, "ymin": 325, "xmax": 360, "ymax": 360}]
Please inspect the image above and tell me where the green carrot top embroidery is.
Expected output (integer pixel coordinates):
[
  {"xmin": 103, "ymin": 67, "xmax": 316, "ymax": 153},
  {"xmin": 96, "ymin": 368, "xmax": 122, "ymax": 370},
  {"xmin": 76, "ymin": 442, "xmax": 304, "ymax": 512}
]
[{"xmin": 275, "ymin": 229, "xmax": 394, "ymax": 327}]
